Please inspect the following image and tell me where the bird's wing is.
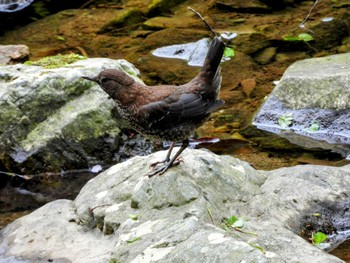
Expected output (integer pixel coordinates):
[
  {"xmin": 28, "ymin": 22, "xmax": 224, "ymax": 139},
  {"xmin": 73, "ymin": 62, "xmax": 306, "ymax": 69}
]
[{"xmin": 138, "ymin": 93, "xmax": 224, "ymax": 130}]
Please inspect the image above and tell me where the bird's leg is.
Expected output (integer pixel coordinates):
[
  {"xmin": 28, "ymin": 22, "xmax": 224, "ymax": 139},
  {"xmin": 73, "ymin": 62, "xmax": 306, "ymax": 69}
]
[
  {"xmin": 149, "ymin": 141, "xmax": 175, "ymax": 168},
  {"xmin": 147, "ymin": 140, "xmax": 189, "ymax": 177}
]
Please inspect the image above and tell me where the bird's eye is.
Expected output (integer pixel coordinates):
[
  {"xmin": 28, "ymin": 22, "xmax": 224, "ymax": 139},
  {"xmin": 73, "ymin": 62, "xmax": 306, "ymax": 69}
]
[{"xmin": 101, "ymin": 78, "xmax": 109, "ymax": 84}]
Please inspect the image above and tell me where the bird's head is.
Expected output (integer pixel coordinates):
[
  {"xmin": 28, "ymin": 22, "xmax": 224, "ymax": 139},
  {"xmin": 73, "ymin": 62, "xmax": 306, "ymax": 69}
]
[{"xmin": 82, "ymin": 69, "xmax": 135, "ymax": 98}]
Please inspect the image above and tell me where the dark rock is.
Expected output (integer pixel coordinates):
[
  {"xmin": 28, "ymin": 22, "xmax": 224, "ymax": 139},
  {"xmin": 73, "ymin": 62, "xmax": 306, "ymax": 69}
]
[
  {"xmin": 309, "ymin": 18, "xmax": 349, "ymax": 50},
  {"xmin": 231, "ymin": 32, "xmax": 272, "ymax": 55}
]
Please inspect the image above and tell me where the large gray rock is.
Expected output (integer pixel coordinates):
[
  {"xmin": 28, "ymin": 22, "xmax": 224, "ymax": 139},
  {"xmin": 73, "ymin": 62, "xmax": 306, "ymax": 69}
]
[
  {"xmin": 0, "ymin": 58, "xmax": 151, "ymax": 172},
  {"xmin": 254, "ymin": 53, "xmax": 350, "ymax": 158},
  {"xmin": 0, "ymin": 149, "xmax": 346, "ymax": 262},
  {"xmin": 274, "ymin": 53, "xmax": 350, "ymax": 110}
]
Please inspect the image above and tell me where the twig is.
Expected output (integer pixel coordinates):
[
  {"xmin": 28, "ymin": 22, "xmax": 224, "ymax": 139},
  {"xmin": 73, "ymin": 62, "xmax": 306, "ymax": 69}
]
[
  {"xmin": 299, "ymin": 0, "xmax": 318, "ymax": 33},
  {"xmin": 207, "ymin": 208, "xmax": 216, "ymax": 225},
  {"xmin": 188, "ymin": 7, "xmax": 217, "ymax": 37},
  {"xmin": 88, "ymin": 204, "xmax": 112, "ymax": 214},
  {"xmin": 229, "ymin": 225, "xmax": 258, "ymax": 236},
  {"xmin": 75, "ymin": 46, "xmax": 88, "ymax": 57},
  {"xmin": 79, "ymin": 0, "xmax": 94, "ymax": 9}
]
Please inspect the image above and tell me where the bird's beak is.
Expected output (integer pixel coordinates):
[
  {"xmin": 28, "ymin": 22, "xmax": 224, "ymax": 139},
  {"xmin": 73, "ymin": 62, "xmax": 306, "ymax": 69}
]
[{"xmin": 81, "ymin": 76, "xmax": 98, "ymax": 83}]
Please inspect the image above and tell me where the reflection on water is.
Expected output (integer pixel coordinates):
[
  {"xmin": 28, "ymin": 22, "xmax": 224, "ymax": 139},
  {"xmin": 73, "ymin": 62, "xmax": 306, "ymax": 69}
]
[
  {"xmin": 0, "ymin": 168, "xmax": 99, "ymax": 230},
  {"xmin": 331, "ymin": 239, "xmax": 350, "ymax": 262},
  {"xmin": 0, "ymin": 211, "xmax": 30, "ymax": 230},
  {"xmin": 0, "ymin": 0, "xmax": 33, "ymax": 12}
]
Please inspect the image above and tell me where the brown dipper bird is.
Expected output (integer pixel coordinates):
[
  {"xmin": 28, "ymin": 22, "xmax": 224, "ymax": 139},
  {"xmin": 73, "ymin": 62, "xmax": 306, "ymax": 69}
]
[{"xmin": 83, "ymin": 36, "xmax": 225, "ymax": 177}]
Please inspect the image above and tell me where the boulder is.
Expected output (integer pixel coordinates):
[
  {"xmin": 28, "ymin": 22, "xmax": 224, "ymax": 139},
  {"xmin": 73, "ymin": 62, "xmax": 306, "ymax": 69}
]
[
  {"xmin": 0, "ymin": 57, "xmax": 151, "ymax": 173},
  {"xmin": 254, "ymin": 53, "xmax": 350, "ymax": 158},
  {"xmin": 273, "ymin": 53, "xmax": 350, "ymax": 110},
  {"xmin": 0, "ymin": 149, "xmax": 346, "ymax": 262}
]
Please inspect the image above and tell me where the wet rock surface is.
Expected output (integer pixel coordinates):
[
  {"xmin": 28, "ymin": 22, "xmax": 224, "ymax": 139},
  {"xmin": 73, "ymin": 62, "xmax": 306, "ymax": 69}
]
[
  {"xmin": 254, "ymin": 53, "xmax": 350, "ymax": 158},
  {"xmin": 299, "ymin": 198, "xmax": 350, "ymax": 251},
  {"xmin": 0, "ymin": 149, "xmax": 348, "ymax": 262},
  {"xmin": 1, "ymin": 0, "xmax": 350, "ymax": 260}
]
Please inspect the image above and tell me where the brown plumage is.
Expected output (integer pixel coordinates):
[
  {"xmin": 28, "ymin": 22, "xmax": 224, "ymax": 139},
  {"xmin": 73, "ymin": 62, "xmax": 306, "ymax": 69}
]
[{"xmin": 83, "ymin": 36, "xmax": 225, "ymax": 176}]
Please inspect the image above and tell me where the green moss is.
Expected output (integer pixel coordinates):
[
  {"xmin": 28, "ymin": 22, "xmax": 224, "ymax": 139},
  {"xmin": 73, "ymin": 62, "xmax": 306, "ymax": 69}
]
[
  {"xmin": 0, "ymin": 101, "xmax": 24, "ymax": 129},
  {"xmin": 98, "ymin": 9, "xmax": 144, "ymax": 34},
  {"xmin": 114, "ymin": 9, "xmax": 143, "ymax": 27},
  {"xmin": 64, "ymin": 110, "xmax": 121, "ymax": 141},
  {"xmin": 148, "ymin": 0, "xmax": 186, "ymax": 15},
  {"xmin": 31, "ymin": 1, "xmax": 50, "ymax": 19},
  {"xmin": 24, "ymin": 54, "xmax": 86, "ymax": 69}
]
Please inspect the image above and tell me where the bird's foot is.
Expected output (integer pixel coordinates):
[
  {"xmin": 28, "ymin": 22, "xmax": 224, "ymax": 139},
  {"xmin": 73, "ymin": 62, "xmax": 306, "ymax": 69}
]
[
  {"xmin": 146, "ymin": 163, "xmax": 170, "ymax": 177},
  {"xmin": 146, "ymin": 158, "xmax": 183, "ymax": 177},
  {"xmin": 149, "ymin": 157, "xmax": 183, "ymax": 169},
  {"xmin": 149, "ymin": 160, "xmax": 166, "ymax": 169}
]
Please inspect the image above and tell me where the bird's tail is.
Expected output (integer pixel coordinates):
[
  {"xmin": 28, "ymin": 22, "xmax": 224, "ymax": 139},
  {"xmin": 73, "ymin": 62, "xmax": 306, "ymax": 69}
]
[
  {"xmin": 197, "ymin": 36, "xmax": 225, "ymax": 98},
  {"xmin": 202, "ymin": 36, "xmax": 225, "ymax": 76}
]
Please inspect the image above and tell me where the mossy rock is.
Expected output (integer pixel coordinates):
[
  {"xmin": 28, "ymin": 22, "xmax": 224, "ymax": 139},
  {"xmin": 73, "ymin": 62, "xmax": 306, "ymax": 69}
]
[
  {"xmin": 0, "ymin": 58, "xmax": 144, "ymax": 173},
  {"xmin": 24, "ymin": 53, "xmax": 86, "ymax": 69}
]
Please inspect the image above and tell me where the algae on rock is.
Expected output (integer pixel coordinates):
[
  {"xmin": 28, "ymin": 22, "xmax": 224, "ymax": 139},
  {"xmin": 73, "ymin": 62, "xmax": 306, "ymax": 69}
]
[{"xmin": 0, "ymin": 58, "xmax": 144, "ymax": 172}]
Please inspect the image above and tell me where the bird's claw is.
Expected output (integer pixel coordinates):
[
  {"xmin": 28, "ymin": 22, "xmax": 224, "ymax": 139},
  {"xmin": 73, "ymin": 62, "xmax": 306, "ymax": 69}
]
[
  {"xmin": 174, "ymin": 157, "xmax": 184, "ymax": 165},
  {"xmin": 146, "ymin": 164, "xmax": 169, "ymax": 177},
  {"xmin": 149, "ymin": 160, "xmax": 167, "ymax": 169},
  {"xmin": 149, "ymin": 157, "xmax": 183, "ymax": 169},
  {"xmin": 146, "ymin": 157, "xmax": 184, "ymax": 177}
]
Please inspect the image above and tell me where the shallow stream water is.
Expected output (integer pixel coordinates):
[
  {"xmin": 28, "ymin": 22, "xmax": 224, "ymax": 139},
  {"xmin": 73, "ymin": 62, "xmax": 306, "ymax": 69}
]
[{"xmin": 1, "ymin": 0, "xmax": 350, "ymax": 260}]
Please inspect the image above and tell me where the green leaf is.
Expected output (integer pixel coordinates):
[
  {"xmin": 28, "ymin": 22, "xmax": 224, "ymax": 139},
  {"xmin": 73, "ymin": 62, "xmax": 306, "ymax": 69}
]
[
  {"xmin": 127, "ymin": 236, "xmax": 141, "ymax": 243},
  {"xmin": 226, "ymin": 215, "xmax": 238, "ymax": 226},
  {"xmin": 282, "ymin": 36, "xmax": 300, "ymax": 41},
  {"xmin": 248, "ymin": 243, "xmax": 265, "ymax": 253},
  {"xmin": 298, "ymin": 33, "xmax": 314, "ymax": 42},
  {"xmin": 56, "ymin": 35, "xmax": 66, "ymax": 41},
  {"xmin": 278, "ymin": 113, "xmax": 293, "ymax": 128},
  {"xmin": 282, "ymin": 33, "xmax": 314, "ymax": 42},
  {"xmin": 305, "ymin": 121, "xmax": 320, "ymax": 132},
  {"xmin": 128, "ymin": 214, "xmax": 139, "ymax": 220},
  {"xmin": 313, "ymin": 232, "xmax": 327, "ymax": 245},
  {"xmin": 223, "ymin": 47, "xmax": 235, "ymax": 58}
]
